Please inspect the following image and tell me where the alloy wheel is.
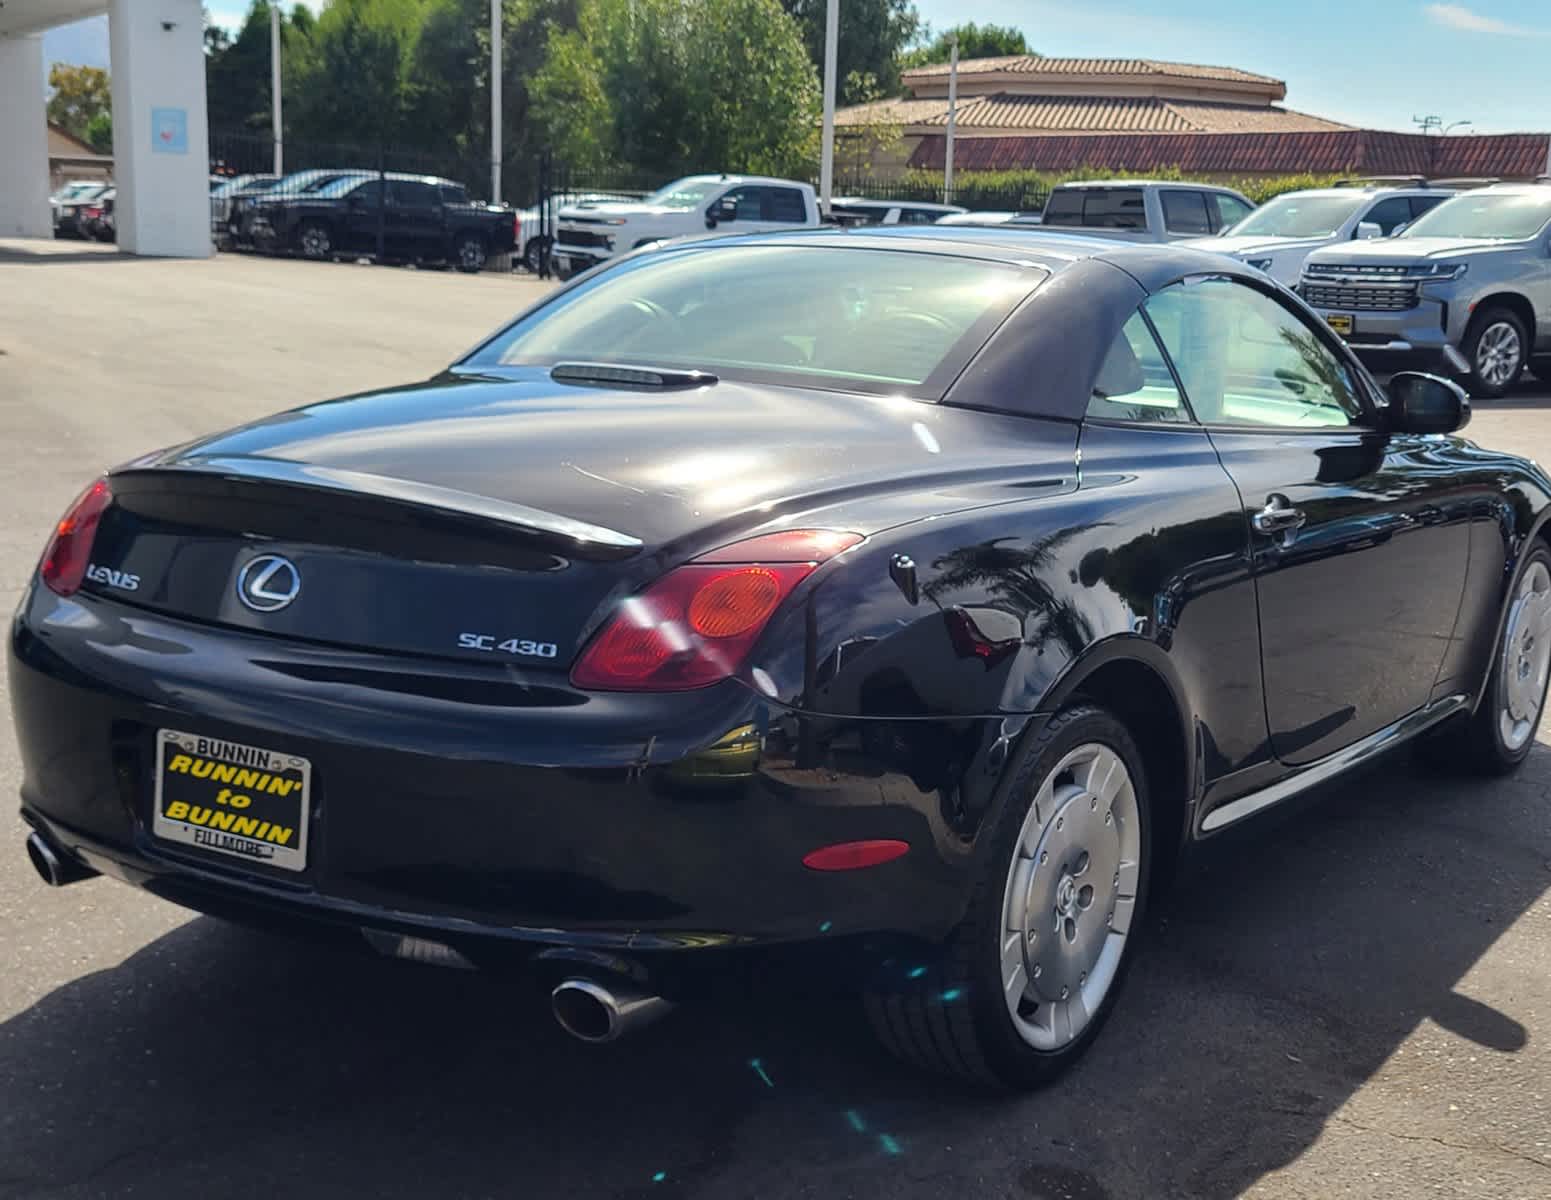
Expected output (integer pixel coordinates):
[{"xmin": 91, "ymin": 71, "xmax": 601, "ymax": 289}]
[
  {"xmin": 1000, "ymin": 742, "xmax": 1140, "ymax": 1050},
  {"xmin": 1499, "ymin": 560, "xmax": 1551, "ymax": 751},
  {"xmin": 459, "ymin": 239, "xmax": 486, "ymax": 272},
  {"xmin": 1476, "ymin": 321, "xmax": 1523, "ymax": 389},
  {"xmin": 300, "ymin": 226, "xmax": 330, "ymax": 259}
]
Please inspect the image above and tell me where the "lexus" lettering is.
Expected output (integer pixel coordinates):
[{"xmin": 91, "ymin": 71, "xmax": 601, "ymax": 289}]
[{"xmin": 86, "ymin": 564, "xmax": 140, "ymax": 592}]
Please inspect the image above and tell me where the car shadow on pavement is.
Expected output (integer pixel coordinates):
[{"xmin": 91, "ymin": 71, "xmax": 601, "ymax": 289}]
[{"xmin": 1, "ymin": 750, "xmax": 1547, "ymax": 1200}]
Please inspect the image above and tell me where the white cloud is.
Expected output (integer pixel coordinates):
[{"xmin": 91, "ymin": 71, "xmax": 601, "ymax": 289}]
[{"xmin": 1424, "ymin": 4, "xmax": 1538, "ymax": 35}]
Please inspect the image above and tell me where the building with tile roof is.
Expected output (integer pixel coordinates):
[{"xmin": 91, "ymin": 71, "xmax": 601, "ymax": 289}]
[{"xmin": 835, "ymin": 56, "xmax": 1550, "ymax": 182}]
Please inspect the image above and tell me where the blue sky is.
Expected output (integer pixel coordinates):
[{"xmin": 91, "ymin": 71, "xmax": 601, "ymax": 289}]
[{"xmin": 914, "ymin": 0, "xmax": 1551, "ymax": 133}]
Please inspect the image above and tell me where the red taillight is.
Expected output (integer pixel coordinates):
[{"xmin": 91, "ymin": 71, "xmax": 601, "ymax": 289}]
[
  {"xmin": 513, "ymin": 213, "xmax": 522, "ymax": 242},
  {"xmin": 570, "ymin": 529, "xmax": 862, "ymax": 692},
  {"xmin": 802, "ymin": 840, "xmax": 910, "ymax": 871},
  {"xmin": 40, "ymin": 478, "xmax": 112, "ymax": 597}
]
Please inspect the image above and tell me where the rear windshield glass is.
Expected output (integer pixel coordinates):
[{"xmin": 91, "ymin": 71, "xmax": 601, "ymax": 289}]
[
  {"xmin": 1044, "ymin": 188, "xmax": 1146, "ymax": 229},
  {"xmin": 466, "ymin": 245, "xmax": 1039, "ymax": 394},
  {"xmin": 1402, "ymin": 193, "xmax": 1551, "ymax": 240}
]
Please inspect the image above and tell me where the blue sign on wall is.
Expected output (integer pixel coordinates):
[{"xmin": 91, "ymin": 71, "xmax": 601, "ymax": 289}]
[{"xmin": 151, "ymin": 107, "xmax": 188, "ymax": 155}]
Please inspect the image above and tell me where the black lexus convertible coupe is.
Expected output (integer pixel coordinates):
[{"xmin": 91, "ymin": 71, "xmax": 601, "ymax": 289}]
[{"xmin": 12, "ymin": 228, "xmax": 1551, "ymax": 1088}]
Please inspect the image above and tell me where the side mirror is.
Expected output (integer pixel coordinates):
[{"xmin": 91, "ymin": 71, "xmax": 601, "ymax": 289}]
[
  {"xmin": 705, "ymin": 195, "xmax": 738, "ymax": 229},
  {"xmin": 1391, "ymin": 221, "xmax": 1409, "ymax": 236},
  {"xmin": 1355, "ymin": 221, "xmax": 1383, "ymax": 240},
  {"xmin": 1387, "ymin": 371, "xmax": 1470, "ymax": 434}
]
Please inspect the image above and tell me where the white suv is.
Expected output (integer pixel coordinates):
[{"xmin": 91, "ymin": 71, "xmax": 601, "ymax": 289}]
[
  {"xmin": 1183, "ymin": 185, "xmax": 1453, "ymax": 286},
  {"xmin": 553, "ymin": 175, "xmax": 819, "ymax": 276}
]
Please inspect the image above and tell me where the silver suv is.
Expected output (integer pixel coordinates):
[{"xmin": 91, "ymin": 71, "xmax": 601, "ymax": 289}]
[{"xmin": 1299, "ymin": 184, "xmax": 1551, "ymax": 397}]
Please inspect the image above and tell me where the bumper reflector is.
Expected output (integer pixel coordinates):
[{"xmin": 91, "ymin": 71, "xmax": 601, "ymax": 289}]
[
  {"xmin": 802, "ymin": 840, "xmax": 910, "ymax": 872},
  {"xmin": 361, "ymin": 928, "xmax": 475, "ymax": 970}
]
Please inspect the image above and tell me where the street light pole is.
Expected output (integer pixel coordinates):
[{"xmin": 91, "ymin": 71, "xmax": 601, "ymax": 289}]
[
  {"xmin": 818, "ymin": 0, "xmax": 838, "ymax": 218},
  {"xmin": 944, "ymin": 33, "xmax": 958, "ymax": 205},
  {"xmin": 270, "ymin": 3, "xmax": 282, "ymax": 176},
  {"xmin": 491, "ymin": 0, "xmax": 503, "ymax": 204}
]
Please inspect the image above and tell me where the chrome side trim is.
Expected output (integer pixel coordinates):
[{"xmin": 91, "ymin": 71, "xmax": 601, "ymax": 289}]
[
  {"xmin": 1200, "ymin": 694, "xmax": 1469, "ymax": 833},
  {"xmin": 115, "ymin": 455, "xmax": 643, "ymax": 551}
]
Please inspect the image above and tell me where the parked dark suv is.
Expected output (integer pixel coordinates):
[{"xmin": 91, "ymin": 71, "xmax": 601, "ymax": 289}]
[{"xmin": 249, "ymin": 173, "xmax": 517, "ymax": 272}]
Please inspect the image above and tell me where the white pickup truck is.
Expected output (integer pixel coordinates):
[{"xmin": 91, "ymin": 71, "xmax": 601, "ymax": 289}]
[
  {"xmin": 552, "ymin": 174, "xmax": 820, "ymax": 275},
  {"xmin": 1039, "ymin": 179, "xmax": 1256, "ymax": 243}
]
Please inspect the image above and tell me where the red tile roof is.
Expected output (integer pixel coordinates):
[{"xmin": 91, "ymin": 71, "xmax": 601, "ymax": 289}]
[
  {"xmin": 907, "ymin": 131, "xmax": 1551, "ymax": 178},
  {"xmin": 908, "ymin": 95, "xmax": 1347, "ymax": 134},
  {"xmin": 903, "ymin": 56, "xmax": 1282, "ymax": 87}
]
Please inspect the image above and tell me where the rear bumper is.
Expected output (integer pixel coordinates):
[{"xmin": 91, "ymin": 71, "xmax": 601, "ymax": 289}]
[{"xmin": 10, "ymin": 587, "xmax": 993, "ymax": 962}]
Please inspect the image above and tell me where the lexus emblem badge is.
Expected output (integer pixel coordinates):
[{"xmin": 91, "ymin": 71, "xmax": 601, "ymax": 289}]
[{"xmin": 237, "ymin": 554, "xmax": 301, "ymax": 613}]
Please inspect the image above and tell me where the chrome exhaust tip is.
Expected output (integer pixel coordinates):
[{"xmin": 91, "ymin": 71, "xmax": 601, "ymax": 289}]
[
  {"xmin": 26, "ymin": 831, "xmax": 96, "ymax": 887},
  {"xmin": 551, "ymin": 977, "xmax": 674, "ymax": 1043}
]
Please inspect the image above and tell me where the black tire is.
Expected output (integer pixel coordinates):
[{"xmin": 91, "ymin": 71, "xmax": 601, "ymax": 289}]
[
  {"xmin": 1462, "ymin": 307, "xmax": 1528, "ymax": 399},
  {"xmin": 453, "ymin": 233, "xmax": 487, "ymax": 274},
  {"xmin": 523, "ymin": 236, "xmax": 549, "ymax": 274},
  {"xmin": 863, "ymin": 703, "xmax": 1151, "ymax": 1088},
  {"xmin": 1428, "ymin": 544, "xmax": 1551, "ymax": 775},
  {"xmin": 295, "ymin": 220, "xmax": 333, "ymax": 261}
]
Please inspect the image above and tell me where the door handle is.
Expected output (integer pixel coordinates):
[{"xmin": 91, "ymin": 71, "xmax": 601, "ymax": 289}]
[{"xmin": 1251, "ymin": 495, "xmax": 1307, "ymax": 537}]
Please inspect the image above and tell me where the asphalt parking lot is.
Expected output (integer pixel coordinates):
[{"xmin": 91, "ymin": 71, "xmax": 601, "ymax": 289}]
[{"xmin": 3, "ymin": 238, "xmax": 1551, "ymax": 1200}]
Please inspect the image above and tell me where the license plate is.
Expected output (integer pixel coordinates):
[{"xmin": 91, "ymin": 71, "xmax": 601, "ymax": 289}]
[
  {"xmin": 1325, "ymin": 313, "xmax": 1354, "ymax": 336},
  {"xmin": 152, "ymin": 730, "xmax": 311, "ymax": 872}
]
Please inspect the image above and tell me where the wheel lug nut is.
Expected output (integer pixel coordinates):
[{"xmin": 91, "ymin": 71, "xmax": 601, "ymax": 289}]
[
  {"xmin": 1080, "ymin": 972, "xmax": 1087, "ymax": 984},
  {"xmin": 1056, "ymin": 818, "xmax": 1064, "ymax": 830},
  {"xmin": 1090, "ymin": 798, "xmax": 1097, "ymax": 810},
  {"xmin": 1039, "ymin": 851, "xmax": 1048, "ymax": 864},
  {"xmin": 1104, "ymin": 812, "xmax": 1112, "ymax": 826},
  {"xmin": 1060, "ymin": 986, "xmax": 1069, "ymax": 999},
  {"xmin": 1033, "ymin": 964, "xmax": 1042, "ymax": 978},
  {"xmin": 1113, "ymin": 873, "xmax": 1120, "ymax": 887}
]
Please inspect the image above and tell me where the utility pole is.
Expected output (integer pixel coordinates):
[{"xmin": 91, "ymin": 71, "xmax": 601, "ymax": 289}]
[
  {"xmin": 491, "ymin": 0, "xmax": 503, "ymax": 204},
  {"xmin": 270, "ymin": 3, "xmax": 282, "ymax": 176},
  {"xmin": 944, "ymin": 33, "xmax": 959, "ymax": 205},
  {"xmin": 818, "ymin": 0, "xmax": 838, "ymax": 218}
]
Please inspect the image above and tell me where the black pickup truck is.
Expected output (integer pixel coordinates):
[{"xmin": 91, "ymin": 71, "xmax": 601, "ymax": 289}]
[{"xmin": 248, "ymin": 173, "xmax": 517, "ymax": 272}]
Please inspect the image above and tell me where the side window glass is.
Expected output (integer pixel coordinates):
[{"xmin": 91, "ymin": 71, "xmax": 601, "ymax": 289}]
[
  {"xmin": 1145, "ymin": 280, "xmax": 1362, "ymax": 428},
  {"xmin": 1085, "ymin": 312, "xmax": 1192, "ymax": 424},
  {"xmin": 1409, "ymin": 195, "xmax": 1446, "ymax": 220},
  {"xmin": 1161, "ymin": 190, "xmax": 1212, "ymax": 235},
  {"xmin": 765, "ymin": 187, "xmax": 807, "ymax": 222},
  {"xmin": 718, "ymin": 187, "xmax": 763, "ymax": 222},
  {"xmin": 1363, "ymin": 197, "xmax": 1412, "ymax": 235},
  {"xmin": 1211, "ymin": 194, "xmax": 1254, "ymax": 232}
]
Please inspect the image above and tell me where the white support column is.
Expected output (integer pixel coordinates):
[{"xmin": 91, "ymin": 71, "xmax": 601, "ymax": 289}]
[
  {"xmin": 109, "ymin": 0, "xmax": 212, "ymax": 257},
  {"xmin": 0, "ymin": 35, "xmax": 52, "ymax": 239}
]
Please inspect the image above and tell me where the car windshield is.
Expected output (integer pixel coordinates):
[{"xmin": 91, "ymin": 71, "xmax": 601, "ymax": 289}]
[
  {"xmin": 1402, "ymin": 193, "xmax": 1551, "ymax": 240},
  {"xmin": 1227, "ymin": 194, "xmax": 1366, "ymax": 238},
  {"xmin": 467, "ymin": 245, "xmax": 1038, "ymax": 393},
  {"xmin": 641, "ymin": 178, "xmax": 724, "ymax": 209}
]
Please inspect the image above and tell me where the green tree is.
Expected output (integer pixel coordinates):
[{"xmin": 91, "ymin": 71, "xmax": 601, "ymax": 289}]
[
  {"xmin": 84, "ymin": 110, "xmax": 113, "ymax": 154},
  {"xmin": 780, "ymin": 0, "xmax": 919, "ymax": 104},
  {"xmin": 286, "ymin": 0, "xmax": 432, "ymax": 144},
  {"xmin": 205, "ymin": 3, "xmax": 320, "ymax": 135},
  {"xmin": 901, "ymin": 21, "xmax": 1031, "ymax": 69},
  {"xmin": 533, "ymin": 0, "xmax": 819, "ymax": 177},
  {"xmin": 46, "ymin": 64, "xmax": 111, "ymax": 141}
]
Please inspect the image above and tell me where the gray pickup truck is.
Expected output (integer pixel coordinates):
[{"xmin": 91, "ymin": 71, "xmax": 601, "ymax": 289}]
[
  {"xmin": 1039, "ymin": 179, "xmax": 1256, "ymax": 242},
  {"xmin": 1299, "ymin": 183, "xmax": 1551, "ymax": 397}
]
